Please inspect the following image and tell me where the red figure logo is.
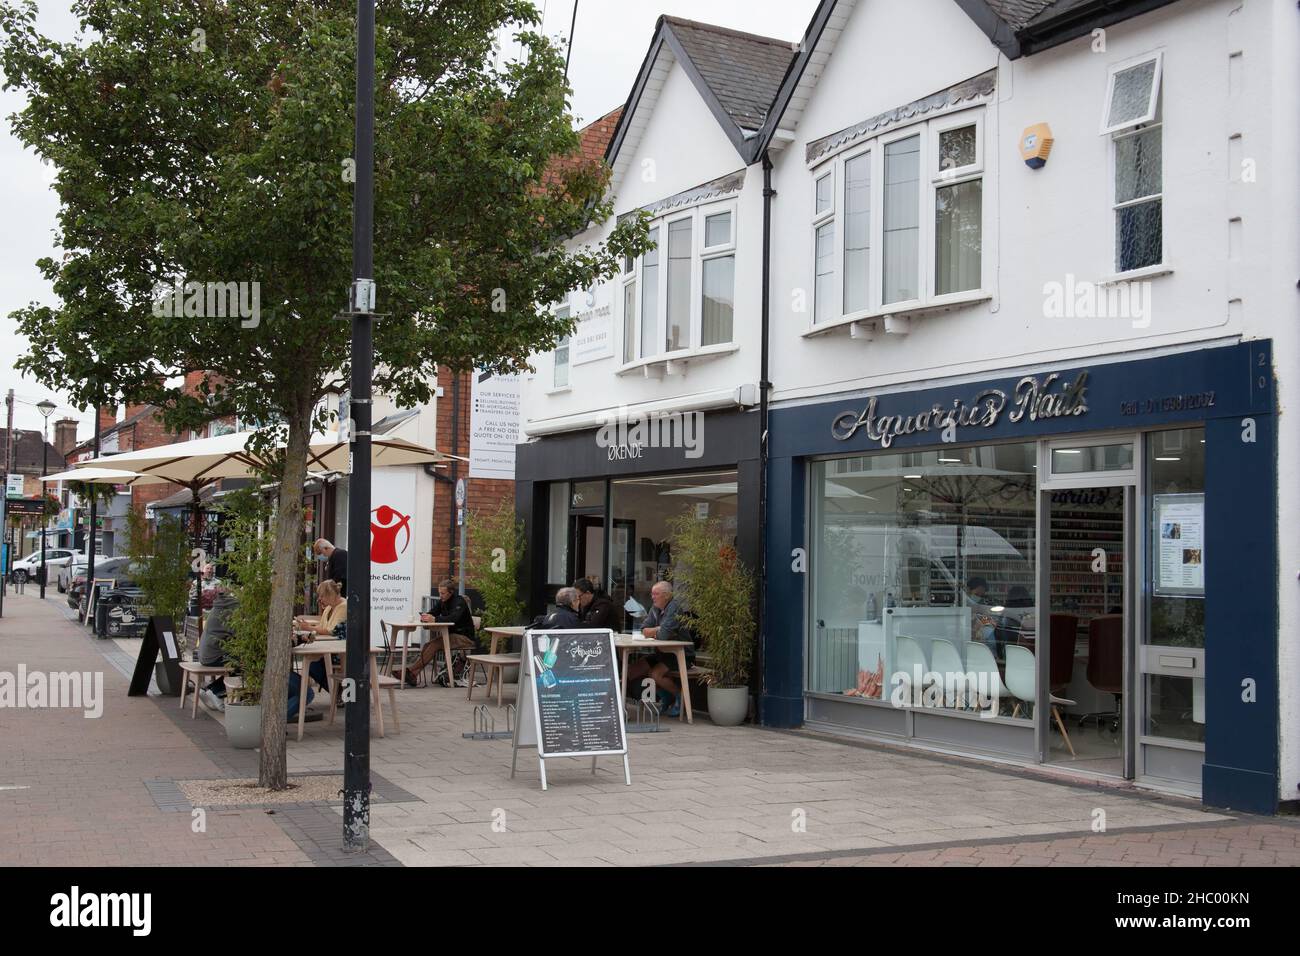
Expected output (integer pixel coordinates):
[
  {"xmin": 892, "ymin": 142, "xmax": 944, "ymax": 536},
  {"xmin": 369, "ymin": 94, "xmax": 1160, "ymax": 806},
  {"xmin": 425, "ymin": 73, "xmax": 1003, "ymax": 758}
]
[{"xmin": 370, "ymin": 505, "xmax": 411, "ymax": 564}]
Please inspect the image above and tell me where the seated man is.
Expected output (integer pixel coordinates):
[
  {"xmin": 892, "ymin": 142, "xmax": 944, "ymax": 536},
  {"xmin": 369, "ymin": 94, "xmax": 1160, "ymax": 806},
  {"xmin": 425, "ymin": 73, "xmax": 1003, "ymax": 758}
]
[
  {"xmin": 532, "ymin": 586, "xmax": 582, "ymax": 630},
  {"xmin": 391, "ymin": 579, "xmax": 477, "ymax": 687},
  {"xmin": 575, "ymin": 578, "xmax": 619, "ymax": 629},
  {"xmin": 197, "ymin": 588, "xmax": 238, "ymax": 712},
  {"xmin": 625, "ymin": 581, "xmax": 689, "ymax": 717}
]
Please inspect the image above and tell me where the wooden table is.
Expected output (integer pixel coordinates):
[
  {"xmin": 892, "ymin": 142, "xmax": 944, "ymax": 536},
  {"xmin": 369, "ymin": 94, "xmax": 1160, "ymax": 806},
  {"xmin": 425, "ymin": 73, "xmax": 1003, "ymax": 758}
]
[
  {"xmin": 291, "ymin": 638, "xmax": 385, "ymax": 740},
  {"xmin": 385, "ymin": 620, "xmax": 451, "ymax": 686},
  {"xmin": 483, "ymin": 625, "xmax": 526, "ymax": 655},
  {"xmin": 614, "ymin": 635, "xmax": 694, "ymax": 724}
]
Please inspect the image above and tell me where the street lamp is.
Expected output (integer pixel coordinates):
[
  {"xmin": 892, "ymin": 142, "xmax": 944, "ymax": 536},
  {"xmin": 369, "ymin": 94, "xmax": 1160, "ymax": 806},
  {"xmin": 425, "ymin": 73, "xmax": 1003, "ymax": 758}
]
[{"xmin": 36, "ymin": 399, "xmax": 56, "ymax": 598}]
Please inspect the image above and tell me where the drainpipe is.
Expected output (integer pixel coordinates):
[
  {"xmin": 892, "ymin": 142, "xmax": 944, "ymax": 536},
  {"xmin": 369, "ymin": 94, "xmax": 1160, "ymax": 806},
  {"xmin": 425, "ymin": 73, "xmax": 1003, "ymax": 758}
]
[{"xmin": 757, "ymin": 150, "xmax": 774, "ymax": 715}]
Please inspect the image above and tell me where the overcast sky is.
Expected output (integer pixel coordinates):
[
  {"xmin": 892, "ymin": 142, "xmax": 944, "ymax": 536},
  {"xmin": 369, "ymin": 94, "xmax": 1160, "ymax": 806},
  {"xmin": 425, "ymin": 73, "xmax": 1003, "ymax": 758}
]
[{"xmin": 0, "ymin": 0, "xmax": 815, "ymax": 436}]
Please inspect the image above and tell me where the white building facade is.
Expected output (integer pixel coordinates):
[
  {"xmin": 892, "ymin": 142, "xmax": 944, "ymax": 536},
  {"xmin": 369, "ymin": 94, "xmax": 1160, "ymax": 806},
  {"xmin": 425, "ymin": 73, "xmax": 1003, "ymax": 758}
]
[{"xmin": 520, "ymin": 0, "xmax": 1299, "ymax": 813}]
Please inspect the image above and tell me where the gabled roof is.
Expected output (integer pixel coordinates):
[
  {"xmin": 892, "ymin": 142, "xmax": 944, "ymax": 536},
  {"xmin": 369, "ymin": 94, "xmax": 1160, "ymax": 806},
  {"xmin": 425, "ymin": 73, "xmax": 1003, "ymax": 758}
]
[
  {"xmin": 605, "ymin": 15, "xmax": 797, "ymax": 177},
  {"xmin": 0, "ymin": 429, "xmax": 63, "ymax": 474},
  {"xmin": 752, "ymin": 0, "xmax": 1183, "ymax": 154},
  {"xmin": 954, "ymin": 0, "xmax": 1184, "ymax": 59}
]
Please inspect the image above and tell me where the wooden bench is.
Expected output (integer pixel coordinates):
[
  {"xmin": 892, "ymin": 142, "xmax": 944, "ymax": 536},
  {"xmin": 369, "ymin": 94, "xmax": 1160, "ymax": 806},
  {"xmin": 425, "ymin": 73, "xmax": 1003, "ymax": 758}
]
[
  {"xmin": 179, "ymin": 662, "xmax": 230, "ymax": 718},
  {"xmin": 465, "ymin": 654, "xmax": 519, "ymax": 707}
]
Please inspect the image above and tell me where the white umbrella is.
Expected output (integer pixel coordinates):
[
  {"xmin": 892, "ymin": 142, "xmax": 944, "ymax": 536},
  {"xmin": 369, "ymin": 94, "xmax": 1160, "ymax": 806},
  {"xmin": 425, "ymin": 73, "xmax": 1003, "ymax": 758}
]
[
  {"xmin": 75, "ymin": 429, "xmax": 456, "ymax": 482},
  {"xmin": 42, "ymin": 466, "xmax": 171, "ymax": 486}
]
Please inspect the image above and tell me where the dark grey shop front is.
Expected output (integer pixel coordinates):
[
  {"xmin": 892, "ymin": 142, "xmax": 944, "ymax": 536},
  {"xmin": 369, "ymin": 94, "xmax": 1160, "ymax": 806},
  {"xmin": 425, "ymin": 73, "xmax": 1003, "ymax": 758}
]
[{"xmin": 515, "ymin": 408, "xmax": 761, "ymax": 627}]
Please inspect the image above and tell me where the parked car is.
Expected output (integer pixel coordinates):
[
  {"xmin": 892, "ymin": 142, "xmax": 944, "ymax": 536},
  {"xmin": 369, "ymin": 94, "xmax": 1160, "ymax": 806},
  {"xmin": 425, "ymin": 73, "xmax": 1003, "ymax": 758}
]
[
  {"xmin": 58, "ymin": 552, "xmax": 107, "ymax": 593},
  {"xmin": 11, "ymin": 548, "xmax": 84, "ymax": 586},
  {"xmin": 67, "ymin": 556, "xmax": 135, "ymax": 609}
]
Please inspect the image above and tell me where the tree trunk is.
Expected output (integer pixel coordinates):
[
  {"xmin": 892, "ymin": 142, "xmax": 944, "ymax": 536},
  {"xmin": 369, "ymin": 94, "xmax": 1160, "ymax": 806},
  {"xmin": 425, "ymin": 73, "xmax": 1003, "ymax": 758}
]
[{"xmin": 258, "ymin": 401, "xmax": 313, "ymax": 790}]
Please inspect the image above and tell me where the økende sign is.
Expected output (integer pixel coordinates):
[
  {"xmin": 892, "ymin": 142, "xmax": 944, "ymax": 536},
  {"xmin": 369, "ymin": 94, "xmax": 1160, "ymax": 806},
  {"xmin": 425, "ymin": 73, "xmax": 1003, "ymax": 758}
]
[{"xmin": 831, "ymin": 371, "xmax": 1090, "ymax": 448}]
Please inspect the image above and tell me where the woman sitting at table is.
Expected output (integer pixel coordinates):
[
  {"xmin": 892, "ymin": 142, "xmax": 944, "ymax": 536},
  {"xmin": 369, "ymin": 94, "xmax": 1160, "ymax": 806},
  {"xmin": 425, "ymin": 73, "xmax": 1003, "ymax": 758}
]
[{"xmin": 287, "ymin": 580, "xmax": 347, "ymax": 721}]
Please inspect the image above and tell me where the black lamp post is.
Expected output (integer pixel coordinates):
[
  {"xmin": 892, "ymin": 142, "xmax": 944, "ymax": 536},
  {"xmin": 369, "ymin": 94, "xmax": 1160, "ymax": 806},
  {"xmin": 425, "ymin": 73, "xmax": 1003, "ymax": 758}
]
[
  {"xmin": 343, "ymin": 0, "xmax": 376, "ymax": 852},
  {"xmin": 36, "ymin": 399, "xmax": 56, "ymax": 598}
]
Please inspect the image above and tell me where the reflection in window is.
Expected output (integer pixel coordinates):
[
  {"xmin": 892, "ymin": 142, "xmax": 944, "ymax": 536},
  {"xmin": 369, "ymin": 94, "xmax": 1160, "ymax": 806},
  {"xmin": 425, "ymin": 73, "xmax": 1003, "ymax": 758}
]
[{"xmin": 808, "ymin": 445, "xmax": 1037, "ymax": 718}]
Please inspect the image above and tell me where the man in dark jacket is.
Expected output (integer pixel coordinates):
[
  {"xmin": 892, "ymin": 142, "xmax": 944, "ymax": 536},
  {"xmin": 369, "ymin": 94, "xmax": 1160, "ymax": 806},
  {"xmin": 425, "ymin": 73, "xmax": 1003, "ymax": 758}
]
[
  {"xmin": 532, "ymin": 587, "xmax": 582, "ymax": 630},
  {"xmin": 574, "ymin": 578, "xmax": 620, "ymax": 630},
  {"xmin": 313, "ymin": 538, "xmax": 348, "ymax": 595},
  {"xmin": 391, "ymin": 579, "xmax": 477, "ymax": 687}
]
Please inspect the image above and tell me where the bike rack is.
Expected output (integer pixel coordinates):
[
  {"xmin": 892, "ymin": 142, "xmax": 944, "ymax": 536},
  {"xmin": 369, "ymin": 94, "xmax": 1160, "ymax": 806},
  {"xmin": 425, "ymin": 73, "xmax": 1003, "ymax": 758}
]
[{"xmin": 461, "ymin": 703, "xmax": 515, "ymax": 740}]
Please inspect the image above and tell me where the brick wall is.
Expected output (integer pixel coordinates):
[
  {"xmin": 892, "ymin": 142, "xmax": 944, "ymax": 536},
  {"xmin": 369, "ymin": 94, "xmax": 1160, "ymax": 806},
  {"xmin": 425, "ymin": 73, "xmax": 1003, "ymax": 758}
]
[{"xmin": 428, "ymin": 366, "xmax": 515, "ymax": 588}]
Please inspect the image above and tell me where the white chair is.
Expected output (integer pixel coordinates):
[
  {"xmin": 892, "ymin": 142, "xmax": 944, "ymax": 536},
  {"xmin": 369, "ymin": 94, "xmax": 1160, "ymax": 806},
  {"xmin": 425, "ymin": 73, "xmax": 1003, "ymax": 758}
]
[
  {"xmin": 893, "ymin": 635, "xmax": 927, "ymax": 706},
  {"xmin": 1003, "ymin": 644, "xmax": 1076, "ymax": 757},
  {"xmin": 964, "ymin": 641, "xmax": 1007, "ymax": 714},
  {"xmin": 928, "ymin": 638, "xmax": 966, "ymax": 708}
]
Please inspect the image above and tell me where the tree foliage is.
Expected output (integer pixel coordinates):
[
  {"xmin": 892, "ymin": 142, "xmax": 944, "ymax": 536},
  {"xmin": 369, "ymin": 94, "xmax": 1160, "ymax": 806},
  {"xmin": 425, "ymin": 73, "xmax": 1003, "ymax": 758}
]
[
  {"xmin": 465, "ymin": 502, "xmax": 525, "ymax": 629},
  {"xmin": 2, "ymin": 0, "xmax": 647, "ymax": 786}
]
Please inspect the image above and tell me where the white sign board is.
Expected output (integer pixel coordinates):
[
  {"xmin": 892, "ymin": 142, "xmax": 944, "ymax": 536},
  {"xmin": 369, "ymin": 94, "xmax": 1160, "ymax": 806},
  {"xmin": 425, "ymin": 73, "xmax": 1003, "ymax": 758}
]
[
  {"xmin": 5, "ymin": 474, "xmax": 22, "ymax": 498},
  {"xmin": 1153, "ymin": 493, "xmax": 1205, "ymax": 595},
  {"xmin": 568, "ymin": 285, "xmax": 613, "ymax": 365},
  {"xmin": 469, "ymin": 370, "xmax": 527, "ymax": 480},
  {"xmin": 369, "ymin": 467, "xmax": 418, "ymax": 647}
]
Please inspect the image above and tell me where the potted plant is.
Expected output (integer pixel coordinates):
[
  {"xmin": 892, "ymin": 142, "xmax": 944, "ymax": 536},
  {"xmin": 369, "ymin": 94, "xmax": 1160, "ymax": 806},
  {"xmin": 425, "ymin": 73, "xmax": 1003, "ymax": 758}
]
[
  {"xmin": 219, "ymin": 490, "xmax": 273, "ymax": 748},
  {"xmin": 466, "ymin": 504, "xmax": 527, "ymax": 680},
  {"xmin": 667, "ymin": 512, "xmax": 755, "ymax": 726}
]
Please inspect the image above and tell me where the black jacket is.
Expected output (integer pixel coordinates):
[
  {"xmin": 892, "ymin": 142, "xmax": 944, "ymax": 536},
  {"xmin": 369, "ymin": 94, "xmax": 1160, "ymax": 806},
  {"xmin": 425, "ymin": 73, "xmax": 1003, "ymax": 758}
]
[
  {"xmin": 327, "ymin": 548, "xmax": 348, "ymax": 592},
  {"xmin": 429, "ymin": 592, "xmax": 475, "ymax": 641},
  {"xmin": 581, "ymin": 593, "xmax": 620, "ymax": 630},
  {"xmin": 533, "ymin": 604, "xmax": 582, "ymax": 631}
]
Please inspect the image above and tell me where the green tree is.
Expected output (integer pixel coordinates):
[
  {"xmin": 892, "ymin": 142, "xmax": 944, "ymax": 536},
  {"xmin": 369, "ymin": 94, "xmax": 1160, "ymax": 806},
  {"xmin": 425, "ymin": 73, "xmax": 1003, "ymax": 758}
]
[
  {"xmin": 2, "ymin": 0, "xmax": 647, "ymax": 787},
  {"xmin": 465, "ymin": 503, "xmax": 525, "ymax": 629}
]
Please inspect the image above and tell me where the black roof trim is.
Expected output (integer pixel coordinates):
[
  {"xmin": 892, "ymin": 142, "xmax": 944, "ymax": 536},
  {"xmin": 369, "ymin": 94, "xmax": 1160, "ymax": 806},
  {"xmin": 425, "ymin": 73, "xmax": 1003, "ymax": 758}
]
[
  {"xmin": 753, "ymin": 0, "xmax": 843, "ymax": 158},
  {"xmin": 604, "ymin": 16, "xmax": 795, "ymax": 171},
  {"xmin": 959, "ymin": 0, "xmax": 1185, "ymax": 60}
]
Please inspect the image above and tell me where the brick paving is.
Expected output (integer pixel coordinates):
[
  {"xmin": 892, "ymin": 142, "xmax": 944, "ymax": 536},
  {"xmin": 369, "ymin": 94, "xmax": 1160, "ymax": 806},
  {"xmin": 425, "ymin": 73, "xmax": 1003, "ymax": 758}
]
[{"xmin": 2, "ymin": 590, "xmax": 1294, "ymax": 867}]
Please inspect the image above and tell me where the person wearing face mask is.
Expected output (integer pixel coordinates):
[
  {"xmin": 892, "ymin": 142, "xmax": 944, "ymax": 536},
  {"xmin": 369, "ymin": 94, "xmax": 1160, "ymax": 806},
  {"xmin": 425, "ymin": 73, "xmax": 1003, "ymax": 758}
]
[{"xmin": 313, "ymin": 538, "xmax": 347, "ymax": 595}]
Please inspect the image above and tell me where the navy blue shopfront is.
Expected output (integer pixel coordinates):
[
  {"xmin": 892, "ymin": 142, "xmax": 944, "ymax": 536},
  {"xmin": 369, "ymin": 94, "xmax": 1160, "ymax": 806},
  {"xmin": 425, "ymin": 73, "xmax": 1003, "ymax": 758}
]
[{"xmin": 761, "ymin": 341, "xmax": 1278, "ymax": 813}]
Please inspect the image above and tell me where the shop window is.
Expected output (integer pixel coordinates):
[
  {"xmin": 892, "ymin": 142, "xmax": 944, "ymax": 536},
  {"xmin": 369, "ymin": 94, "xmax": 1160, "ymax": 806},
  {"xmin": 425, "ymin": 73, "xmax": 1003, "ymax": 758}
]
[
  {"xmin": 808, "ymin": 444, "xmax": 1036, "ymax": 717},
  {"xmin": 1144, "ymin": 426, "xmax": 1205, "ymax": 743},
  {"xmin": 609, "ymin": 471, "xmax": 738, "ymax": 632}
]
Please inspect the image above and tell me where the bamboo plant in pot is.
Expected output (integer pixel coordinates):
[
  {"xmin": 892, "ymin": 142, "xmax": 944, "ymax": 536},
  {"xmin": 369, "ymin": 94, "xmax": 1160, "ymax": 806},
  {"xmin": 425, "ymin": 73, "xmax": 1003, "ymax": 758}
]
[
  {"xmin": 667, "ymin": 512, "xmax": 755, "ymax": 726},
  {"xmin": 220, "ymin": 490, "xmax": 273, "ymax": 748}
]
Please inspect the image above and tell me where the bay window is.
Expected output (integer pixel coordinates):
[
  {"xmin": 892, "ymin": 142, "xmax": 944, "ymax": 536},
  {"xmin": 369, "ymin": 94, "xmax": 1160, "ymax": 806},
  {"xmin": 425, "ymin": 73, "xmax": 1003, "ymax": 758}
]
[
  {"xmin": 811, "ymin": 109, "xmax": 985, "ymax": 327},
  {"xmin": 621, "ymin": 201, "xmax": 737, "ymax": 364}
]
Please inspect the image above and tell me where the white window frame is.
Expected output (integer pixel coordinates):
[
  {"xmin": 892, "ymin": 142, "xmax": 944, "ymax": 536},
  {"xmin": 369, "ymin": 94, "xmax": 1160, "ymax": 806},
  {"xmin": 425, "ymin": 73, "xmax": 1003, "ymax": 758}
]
[
  {"xmin": 811, "ymin": 168, "xmax": 836, "ymax": 324},
  {"xmin": 699, "ymin": 207, "xmax": 737, "ymax": 347},
  {"xmin": 1106, "ymin": 53, "xmax": 1164, "ymax": 276},
  {"xmin": 552, "ymin": 303, "xmax": 571, "ymax": 390},
  {"xmin": 810, "ymin": 107, "xmax": 986, "ymax": 329},
  {"xmin": 620, "ymin": 254, "xmax": 637, "ymax": 365},
  {"xmin": 620, "ymin": 199, "xmax": 738, "ymax": 367},
  {"xmin": 1100, "ymin": 51, "xmax": 1163, "ymax": 136}
]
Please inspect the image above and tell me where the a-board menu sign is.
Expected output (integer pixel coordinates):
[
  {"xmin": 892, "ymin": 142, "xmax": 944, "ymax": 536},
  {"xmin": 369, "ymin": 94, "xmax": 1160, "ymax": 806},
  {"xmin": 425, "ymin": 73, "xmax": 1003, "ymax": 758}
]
[
  {"xmin": 511, "ymin": 628, "xmax": 629, "ymax": 790},
  {"xmin": 128, "ymin": 616, "xmax": 181, "ymax": 697}
]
